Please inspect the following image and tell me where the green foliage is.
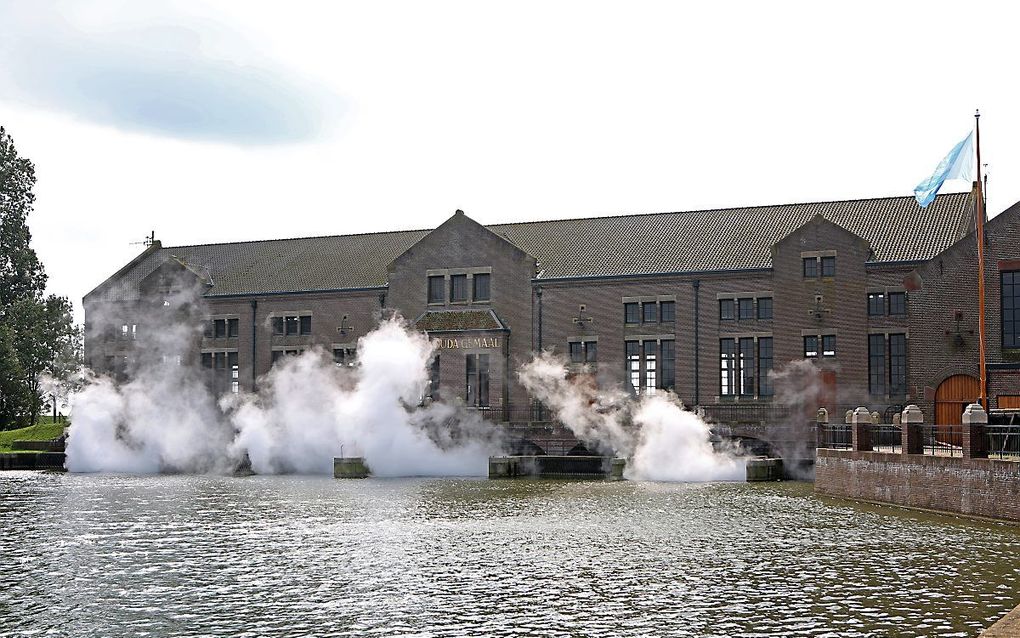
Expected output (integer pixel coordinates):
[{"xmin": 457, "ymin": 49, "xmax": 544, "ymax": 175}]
[{"xmin": 0, "ymin": 125, "xmax": 81, "ymax": 429}]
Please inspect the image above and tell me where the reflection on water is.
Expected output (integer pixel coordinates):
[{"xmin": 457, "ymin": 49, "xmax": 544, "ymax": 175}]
[{"xmin": 1, "ymin": 473, "xmax": 1018, "ymax": 637}]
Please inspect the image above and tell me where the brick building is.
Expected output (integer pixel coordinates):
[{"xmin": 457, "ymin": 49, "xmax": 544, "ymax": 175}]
[{"xmin": 84, "ymin": 190, "xmax": 1020, "ymax": 426}]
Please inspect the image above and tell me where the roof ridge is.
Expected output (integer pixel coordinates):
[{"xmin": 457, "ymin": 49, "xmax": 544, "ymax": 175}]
[
  {"xmin": 164, "ymin": 226, "xmax": 431, "ymax": 251},
  {"xmin": 489, "ymin": 191, "xmax": 973, "ymax": 229}
]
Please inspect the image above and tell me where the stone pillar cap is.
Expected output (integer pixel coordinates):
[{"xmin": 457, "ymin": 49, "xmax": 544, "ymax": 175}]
[
  {"xmin": 852, "ymin": 406, "xmax": 873, "ymax": 424},
  {"xmin": 844, "ymin": 409, "xmax": 854, "ymax": 424},
  {"xmin": 901, "ymin": 404, "xmax": 924, "ymax": 423},
  {"xmin": 962, "ymin": 402, "xmax": 988, "ymax": 424},
  {"xmin": 816, "ymin": 407, "xmax": 829, "ymax": 423}
]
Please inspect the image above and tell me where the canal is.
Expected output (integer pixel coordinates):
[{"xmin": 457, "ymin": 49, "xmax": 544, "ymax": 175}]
[{"xmin": 1, "ymin": 473, "xmax": 1018, "ymax": 637}]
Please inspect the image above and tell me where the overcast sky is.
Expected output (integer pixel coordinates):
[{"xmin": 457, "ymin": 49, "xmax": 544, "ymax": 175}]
[{"xmin": 2, "ymin": 0, "xmax": 1018, "ymax": 321}]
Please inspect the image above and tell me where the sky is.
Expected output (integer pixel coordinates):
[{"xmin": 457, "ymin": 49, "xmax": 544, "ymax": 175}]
[{"xmin": 1, "ymin": 0, "xmax": 1018, "ymax": 322}]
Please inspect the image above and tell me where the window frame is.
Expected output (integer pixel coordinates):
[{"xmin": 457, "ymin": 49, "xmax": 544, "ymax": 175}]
[
  {"xmin": 472, "ymin": 273, "xmax": 491, "ymax": 302},
  {"xmin": 659, "ymin": 301, "xmax": 676, "ymax": 323},
  {"xmin": 719, "ymin": 299, "xmax": 735, "ymax": 321},
  {"xmin": 821, "ymin": 256, "xmax": 836, "ymax": 277},
  {"xmin": 868, "ymin": 292, "xmax": 886, "ymax": 317},
  {"xmin": 1003, "ymin": 271, "xmax": 1019, "ymax": 349},
  {"xmin": 803, "ymin": 335, "xmax": 819, "ymax": 358},
  {"xmin": 427, "ymin": 276, "xmax": 445, "ymax": 304},
  {"xmin": 888, "ymin": 291, "xmax": 907, "ymax": 316},
  {"xmin": 642, "ymin": 302, "xmax": 658, "ymax": 324},
  {"xmin": 803, "ymin": 257, "xmax": 818, "ymax": 278},
  {"xmin": 449, "ymin": 274, "xmax": 468, "ymax": 303},
  {"xmin": 624, "ymin": 303, "xmax": 640, "ymax": 325},
  {"xmin": 757, "ymin": 297, "xmax": 773, "ymax": 320}
]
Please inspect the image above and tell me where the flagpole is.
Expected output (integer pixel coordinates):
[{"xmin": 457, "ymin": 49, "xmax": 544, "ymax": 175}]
[{"xmin": 974, "ymin": 109, "xmax": 988, "ymax": 410}]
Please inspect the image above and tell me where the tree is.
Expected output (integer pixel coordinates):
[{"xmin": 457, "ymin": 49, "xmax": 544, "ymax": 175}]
[
  {"xmin": 0, "ymin": 125, "xmax": 79, "ymax": 428},
  {"xmin": 0, "ymin": 126, "xmax": 46, "ymax": 309}
]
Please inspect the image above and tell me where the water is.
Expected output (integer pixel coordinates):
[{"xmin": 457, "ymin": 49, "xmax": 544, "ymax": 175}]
[{"xmin": 1, "ymin": 473, "xmax": 1018, "ymax": 637}]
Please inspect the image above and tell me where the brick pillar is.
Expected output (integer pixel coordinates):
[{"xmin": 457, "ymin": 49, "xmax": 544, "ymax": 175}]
[
  {"xmin": 815, "ymin": 408, "xmax": 829, "ymax": 448},
  {"xmin": 901, "ymin": 404, "xmax": 924, "ymax": 455},
  {"xmin": 962, "ymin": 402, "xmax": 988, "ymax": 459},
  {"xmin": 851, "ymin": 407, "xmax": 873, "ymax": 452}
]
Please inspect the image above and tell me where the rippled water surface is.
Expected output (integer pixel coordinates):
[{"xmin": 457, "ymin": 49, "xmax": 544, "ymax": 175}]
[{"xmin": 1, "ymin": 473, "xmax": 1019, "ymax": 637}]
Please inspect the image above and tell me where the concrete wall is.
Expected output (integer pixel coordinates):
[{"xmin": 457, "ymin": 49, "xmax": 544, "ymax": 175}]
[{"xmin": 815, "ymin": 449, "xmax": 1020, "ymax": 522}]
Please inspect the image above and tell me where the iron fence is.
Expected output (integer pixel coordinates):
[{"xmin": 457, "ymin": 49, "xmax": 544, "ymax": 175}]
[
  {"xmin": 699, "ymin": 403, "xmax": 792, "ymax": 425},
  {"xmin": 817, "ymin": 423, "xmax": 851, "ymax": 450},
  {"xmin": 872, "ymin": 423, "xmax": 902, "ymax": 453},
  {"xmin": 987, "ymin": 424, "xmax": 1020, "ymax": 460},
  {"xmin": 466, "ymin": 404, "xmax": 554, "ymax": 423},
  {"xmin": 921, "ymin": 424, "xmax": 963, "ymax": 457}
]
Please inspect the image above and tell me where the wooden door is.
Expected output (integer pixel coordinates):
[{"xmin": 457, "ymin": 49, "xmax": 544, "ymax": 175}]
[{"xmin": 935, "ymin": 375, "xmax": 981, "ymax": 424}]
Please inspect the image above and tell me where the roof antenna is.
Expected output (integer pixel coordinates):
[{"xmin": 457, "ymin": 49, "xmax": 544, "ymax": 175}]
[{"xmin": 130, "ymin": 230, "xmax": 157, "ymax": 247}]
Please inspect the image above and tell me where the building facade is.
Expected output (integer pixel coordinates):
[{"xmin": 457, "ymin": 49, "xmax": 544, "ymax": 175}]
[{"xmin": 84, "ymin": 191, "xmax": 1020, "ymax": 425}]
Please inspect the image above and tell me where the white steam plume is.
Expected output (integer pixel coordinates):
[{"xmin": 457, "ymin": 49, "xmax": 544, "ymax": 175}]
[
  {"xmin": 519, "ymin": 352, "xmax": 746, "ymax": 482},
  {"xmin": 67, "ymin": 280, "xmax": 499, "ymax": 476}
]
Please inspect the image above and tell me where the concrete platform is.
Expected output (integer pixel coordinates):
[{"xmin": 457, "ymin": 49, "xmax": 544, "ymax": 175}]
[{"xmin": 981, "ymin": 603, "xmax": 1020, "ymax": 636}]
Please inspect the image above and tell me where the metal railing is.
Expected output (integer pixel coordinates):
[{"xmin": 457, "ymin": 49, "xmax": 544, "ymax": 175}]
[
  {"xmin": 872, "ymin": 423, "xmax": 902, "ymax": 453},
  {"xmin": 921, "ymin": 424, "xmax": 963, "ymax": 457},
  {"xmin": 987, "ymin": 424, "xmax": 1020, "ymax": 460},
  {"xmin": 699, "ymin": 403, "xmax": 792, "ymax": 425},
  {"xmin": 466, "ymin": 404, "xmax": 554, "ymax": 423},
  {"xmin": 817, "ymin": 423, "xmax": 851, "ymax": 450}
]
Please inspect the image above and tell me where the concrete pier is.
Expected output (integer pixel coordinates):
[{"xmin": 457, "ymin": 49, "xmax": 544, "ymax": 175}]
[
  {"xmin": 333, "ymin": 457, "xmax": 369, "ymax": 478},
  {"xmin": 745, "ymin": 457, "xmax": 784, "ymax": 482},
  {"xmin": 488, "ymin": 455, "xmax": 623, "ymax": 479}
]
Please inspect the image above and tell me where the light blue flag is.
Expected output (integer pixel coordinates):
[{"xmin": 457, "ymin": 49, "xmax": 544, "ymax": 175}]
[{"xmin": 914, "ymin": 131, "xmax": 974, "ymax": 208}]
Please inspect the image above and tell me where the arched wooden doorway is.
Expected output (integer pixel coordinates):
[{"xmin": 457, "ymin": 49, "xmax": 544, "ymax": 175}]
[{"xmin": 935, "ymin": 375, "xmax": 981, "ymax": 425}]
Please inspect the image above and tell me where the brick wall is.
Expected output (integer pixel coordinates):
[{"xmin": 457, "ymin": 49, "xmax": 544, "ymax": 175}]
[{"xmin": 815, "ymin": 449, "xmax": 1020, "ymax": 522}]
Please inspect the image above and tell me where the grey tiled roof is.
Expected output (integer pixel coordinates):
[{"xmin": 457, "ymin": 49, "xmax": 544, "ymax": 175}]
[{"xmin": 88, "ymin": 192, "xmax": 973, "ymax": 300}]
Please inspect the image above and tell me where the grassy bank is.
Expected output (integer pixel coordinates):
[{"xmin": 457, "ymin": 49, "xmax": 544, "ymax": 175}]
[{"xmin": 0, "ymin": 419, "xmax": 66, "ymax": 453}]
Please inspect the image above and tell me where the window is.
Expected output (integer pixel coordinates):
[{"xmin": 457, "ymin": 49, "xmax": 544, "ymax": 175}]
[
  {"xmin": 868, "ymin": 293, "xmax": 886, "ymax": 316},
  {"xmin": 739, "ymin": 337, "xmax": 754, "ymax": 396},
  {"xmin": 569, "ymin": 341, "xmax": 597, "ymax": 364},
  {"xmin": 643, "ymin": 340, "xmax": 657, "ymax": 393},
  {"xmin": 757, "ymin": 298, "xmax": 773, "ymax": 320},
  {"xmin": 427, "ymin": 355, "xmax": 440, "ymax": 400},
  {"xmin": 720, "ymin": 339, "xmax": 736, "ymax": 396},
  {"xmin": 624, "ymin": 303, "xmax": 640, "ymax": 324},
  {"xmin": 227, "ymin": 318, "xmax": 239, "ymax": 338},
  {"xmin": 626, "ymin": 340, "xmax": 671, "ymax": 394},
  {"xmin": 660, "ymin": 301, "xmax": 676, "ymax": 322},
  {"xmin": 822, "ymin": 335, "xmax": 836, "ymax": 357},
  {"xmin": 333, "ymin": 347, "xmax": 356, "ymax": 367},
  {"xmin": 660, "ymin": 340, "xmax": 675, "ymax": 391},
  {"xmin": 868, "ymin": 334, "xmax": 886, "ymax": 395},
  {"xmin": 804, "ymin": 336, "xmax": 818, "ymax": 358},
  {"xmin": 1003, "ymin": 271, "xmax": 1019, "ymax": 348},
  {"xmin": 299, "ymin": 315, "xmax": 312, "ymax": 336},
  {"xmin": 473, "ymin": 273, "xmax": 491, "ymax": 302},
  {"xmin": 643, "ymin": 302, "xmax": 658, "ymax": 323},
  {"xmin": 888, "ymin": 292, "xmax": 906, "ymax": 316},
  {"xmin": 803, "ymin": 257, "xmax": 818, "ymax": 278},
  {"xmin": 738, "ymin": 298, "xmax": 754, "ymax": 320},
  {"xmin": 889, "ymin": 334, "xmax": 907, "ymax": 395},
  {"xmin": 627, "ymin": 341, "xmax": 641, "ymax": 394},
  {"xmin": 428, "ymin": 276, "xmax": 445, "ymax": 304},
  {"xmin": 204, "ymin": 351, "xmax": 239, "ymax": 395},
  {"xmin": 120, "ymin": 324, "xmax": 136, "ymax": 340},
  {"xmin": 272, "ymin": 349, "xmax": 304, "ymax": 365},
  {"xmin": 229, "ymin": 352, "xmax": 239, "ymax": 394},
  {"xmin": 821, "ymin": 256, "xmax": 836, "ymax": 277},
  {"xmin": 758, "ymin": 337, "xmax": 774, "ymax": 396},
  {"xmin": 272, "ymin": 317, "xmax": 284, "ymax": 336},
  {"xmin": 285, "ymin": 316, "xmax": 299, "ymax": 336},
  {"xmin": 213, "ymin": 319, "xmax": 226, "ymax": 338},
  {"xmin": 450, "ymin": 274, "xmax": 468, "ymax": 302},
  {"xmin": 465, "ymin": 354, "xmax": 489, "ymax": 407},
  {"xmin": 719, "ymin": 299, "xmax": 735, "ymax": 321}
]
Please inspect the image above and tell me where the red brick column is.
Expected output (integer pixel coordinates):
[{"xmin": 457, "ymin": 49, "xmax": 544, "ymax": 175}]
[
  {"xmin": 851, "ymin": 407, "xmax": 873, "ymax": 452},
  {"xmin": 900, "ymin": 404, "xmax": 924, "ymax": 455}
]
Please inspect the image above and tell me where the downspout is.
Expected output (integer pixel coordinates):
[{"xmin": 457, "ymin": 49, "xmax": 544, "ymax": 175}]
[
  {"xmin": 536, "ymin": 286, "xmax": 543, "ymax": 352},
  {"xmin": 250, "ymin": 298, "xmax": 258, "ymax": 390},
  {"xmin": 693, "ymin": 280, "xmax": 700, "ymax": 406}
]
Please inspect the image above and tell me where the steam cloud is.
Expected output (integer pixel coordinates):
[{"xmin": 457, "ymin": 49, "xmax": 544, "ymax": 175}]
[
  {"xmin": 68, "ymin": 282, "xmax": 746, "ymax": 482},
  {"xmin": 518, "ymin": 353, "xmax": 746, "ymax": 482},
  {"xmin": 67, "ymin": 285, "xmax": 497, "ymax": 476}
]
